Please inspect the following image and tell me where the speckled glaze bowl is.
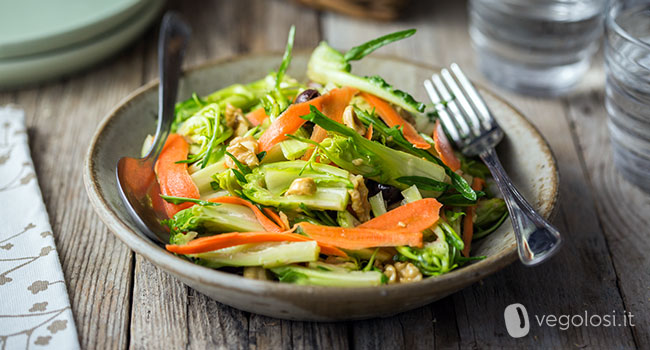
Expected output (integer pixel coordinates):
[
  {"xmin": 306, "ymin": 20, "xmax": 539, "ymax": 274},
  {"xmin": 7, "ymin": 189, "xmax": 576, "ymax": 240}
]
[{"xmin": 83, "ymin": 53, "xmax": 559, "ymax": 321}]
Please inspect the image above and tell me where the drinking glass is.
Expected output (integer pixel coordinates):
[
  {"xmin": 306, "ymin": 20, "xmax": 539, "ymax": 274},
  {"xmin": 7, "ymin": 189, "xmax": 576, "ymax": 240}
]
[
  {"xmin": 605, "ymin": 2, "xmax": 650, "ymax": 192},
  {"xmin": 469, "ymin": 0, "xmax": 608, "ymax": 96}
]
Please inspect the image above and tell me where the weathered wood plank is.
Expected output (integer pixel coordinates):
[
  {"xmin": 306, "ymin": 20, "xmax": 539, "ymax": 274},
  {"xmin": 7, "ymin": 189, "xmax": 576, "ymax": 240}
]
[
  {"xmin": 565, "ymin": 85, "xmax": 650, "ymax": 348},
  {"xmin": 322, "ymin": 1, "xmax": 637, "ymax": 348},
  {"xmin": 0, "ymin": 42, "xmax": 148, "ymax": 348},
  {"xmin": 130, "ymin": 257, "xmax": 189, "ymax": 350},
  {"xmin": 186, "ymin": 288, "xmax": 249, "ymax": 349},
  {"xmin": 248, "ymin": 317, "xmax": 349, "ymax": 350}
]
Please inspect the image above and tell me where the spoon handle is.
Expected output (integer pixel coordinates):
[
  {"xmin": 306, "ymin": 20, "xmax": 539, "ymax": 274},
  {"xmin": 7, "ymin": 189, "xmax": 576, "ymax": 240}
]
[{"xmin": 147, "ymin": 12, "xmax": 192, "ymax": 160}]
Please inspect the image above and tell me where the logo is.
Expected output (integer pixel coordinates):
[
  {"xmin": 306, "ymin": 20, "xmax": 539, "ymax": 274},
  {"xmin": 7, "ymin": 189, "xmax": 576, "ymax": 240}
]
[
  {"xmin": 504, "ymin": 303, "xmax": 530, "ymax": 338},
  {"xmin": 504, "ymin": 304, "xmax": 635, "ymax": 338}
]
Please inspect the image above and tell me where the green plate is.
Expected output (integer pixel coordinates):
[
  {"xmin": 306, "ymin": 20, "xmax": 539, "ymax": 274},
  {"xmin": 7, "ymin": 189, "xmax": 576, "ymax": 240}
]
[
  {"xmin": 0, "ymin": 0, "xmax": 164, "ymax": 89},
  {"xmin": 0, "ymin": 0, "xmax": 151, "ymax": 59}
]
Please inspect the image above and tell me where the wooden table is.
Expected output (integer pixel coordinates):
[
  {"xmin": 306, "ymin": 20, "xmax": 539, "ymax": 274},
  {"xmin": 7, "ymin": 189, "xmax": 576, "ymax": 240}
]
[{"xmin": 1, "ymin": 1, "xmax": 648, "ymax": 348}]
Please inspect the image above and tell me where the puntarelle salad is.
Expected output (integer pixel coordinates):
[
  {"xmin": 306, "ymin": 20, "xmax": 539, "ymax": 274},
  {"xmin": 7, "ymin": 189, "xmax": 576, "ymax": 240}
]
[{"xmin": 146, "ymin": 27, "xmax": 508, "ymax": 287}]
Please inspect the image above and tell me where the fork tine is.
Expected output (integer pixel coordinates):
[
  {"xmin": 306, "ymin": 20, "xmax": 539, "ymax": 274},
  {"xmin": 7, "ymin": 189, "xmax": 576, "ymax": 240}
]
[
  {"xmin": 431, "ymin": 73, "xmax": 472, "ymax": 138},
  {"xmin": 423, "ymin": 79, "xmax": 461, "ymax": 143},
  {"xmin": 440, "ymin": 68, "xmax": 483, "ymax": 137},
  {"xmin": 450, "ymin": 63, "xmax": 494, "ymax": 129}
]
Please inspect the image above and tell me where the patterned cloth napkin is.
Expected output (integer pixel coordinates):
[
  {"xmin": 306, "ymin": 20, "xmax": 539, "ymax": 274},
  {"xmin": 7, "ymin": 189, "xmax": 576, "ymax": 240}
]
[{"xmin": 0, "ymin": 107, "xmax": 79, "ymax": 349}]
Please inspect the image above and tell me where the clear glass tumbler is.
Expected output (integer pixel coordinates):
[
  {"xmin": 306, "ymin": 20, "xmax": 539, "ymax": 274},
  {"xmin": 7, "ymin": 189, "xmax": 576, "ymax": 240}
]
[
  {"xmin": 605, "ymin": 2, "xmax": 650, "ymax": 192},
  {"xmin": 469, "ymin": 0, "xmax": 607, "ymax": 96}
]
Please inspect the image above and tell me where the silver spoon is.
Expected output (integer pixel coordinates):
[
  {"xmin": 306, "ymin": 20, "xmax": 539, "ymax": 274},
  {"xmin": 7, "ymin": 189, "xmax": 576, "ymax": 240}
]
[{"xmin": 116, "ymin": 12, "xmax": 191, "ymax": 245}]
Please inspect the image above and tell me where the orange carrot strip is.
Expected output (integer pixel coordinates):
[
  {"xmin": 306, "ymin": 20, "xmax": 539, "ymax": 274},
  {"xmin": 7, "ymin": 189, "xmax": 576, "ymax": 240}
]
[
  {"xmin": 320, "ymin": 87, "xmax": 358, "ymax": 124},
  {"xmin": 359, "ymin": 198, "xmax": 442, "ymax": 232},
  {"xmin": 155, "ymin": 134, "xmax": 200, "ymax": 217},
  {"xmin": 301, "ymin": 87, "xmax": 359, "ymax": 159},
  {"xmin": 318, "ymin": 244, "xmax": 348, "ymax": 257},
  {"xmin": 433, "ymin": 119, "xmax": 461, "ymax": 172},
  {"xmin": 258, "ymin": 87, "xmax": 358, "ymax": 152},
  {"xmin": 359, "ymin": 92, "xmax": 430, "ymax": 149},
  {"xmin": 208, "ymin": 197, "xmax": 283, "ymax": 233},
  {"xmin": 365, "ymin": 124, "xmax": 373, "ymax": 140},
  {"xmin": 165, "ymin": 230, "xmax": 347, "ymax": 257},
  {"xmin": 461, "ymin": 178, "xmax": 485, "ymax": 257},
  {"xmin": 167, "ymin": 230, "xmax": 294, "ymax": 254},
  {"xmin": 297, "ymin": 222, "xmax": 423, "ymax": 250},
  {"xmin": 262, "ymin": 207, "xmax": 287, "ymax": 231},
  {"xmin": 258, "ymin": 101, "xmax": 320, "ymax": 152},
  {"xmin": 245, "ymin": 107, "xmax": 268, "ymax": 126}
]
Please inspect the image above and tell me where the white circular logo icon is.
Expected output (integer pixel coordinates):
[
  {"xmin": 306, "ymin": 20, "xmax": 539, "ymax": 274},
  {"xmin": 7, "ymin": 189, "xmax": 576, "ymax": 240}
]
[{"xmin": 504, "ymin": 303, "xmax": 530, "ymax": 338}]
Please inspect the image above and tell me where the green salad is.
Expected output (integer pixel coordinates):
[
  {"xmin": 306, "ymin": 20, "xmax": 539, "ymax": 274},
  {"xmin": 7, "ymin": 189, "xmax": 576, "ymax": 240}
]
[{"xmin": 148, "ymin": 27, "xmax": 508, "ymax": 286}]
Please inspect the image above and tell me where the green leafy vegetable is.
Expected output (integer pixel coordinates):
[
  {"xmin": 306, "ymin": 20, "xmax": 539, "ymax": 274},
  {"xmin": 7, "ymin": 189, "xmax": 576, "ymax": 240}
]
[
  {"xmin": 241, "ymin": 160, "xmax": 351, "ymax": 211},
  {"xmin": 261, "ymin": 25, "xmax": 298, "ymax": 120},
  {"xmin": 343, "ymin": 29, "xmax": 416, "ymax": 62},
  {"xmin": 396, "ymin": 176, "xmax": 449, "ymax": 192},
  {"xmin": 173, "ymin": 74, "xmax": 304, "ymax": 131},
  {"xmin": 401, "ymin": 185, "xmax": 422, "ymax": 203},
  {"xmin": 362, "ymin": 248, "xmax": 380, "ymax": 272},
  {"xmin": 307, "ymin": 40, "xmax": 425, "ymax": 114},
  {"xmin": 437, "ymin": 191, "xmax": 486, "ymax": 207},
  {"xmin": 193, "ymin": 241, "xmax": 319, "ymax": 268},
  {"xmin": 355, "ymin": 107, "xmax": 476, "ymax": 200},
  {"xmin": 271, "ymin": 264, "xmax": 384, "ymax": 287},
  {"xmin": 368, "ymin": 192, "xmax": 387, "ymax": 217},
  {"xmin": 475, "ymin": 198, "xmax": 507, "ymax": 227},
  {"xmin": 164, "ymin": 203, "xmax": 264, "ymax": 235},
  {"xmin": 216, "ymin": 169, "xmax": 243, "ymax": 196},
  {"xmin": 474, "ymin": 211, "xmax": 509, "ymax": 239},
  {"xmin": 395, "ymin": 226, "xmax": 457, "ymax": 276},
  {"xmin": 225, "ymin": 151, "xmax": 252, "ymax": 175},
  {"xmin": 189, "ymin": 152, "xmax": 228, "ymax": 193},
  {"xmin": 276, "ymin": 25, "xmax": 295, "ymax": 89},
  {"xmin": 280, "ymin": 128, "xmax": 310, "ymax": 160},
  {"xmin": 300, "ymin": 204, "xmax": 338, "ymax": 226},
  {"xmin": 459, "ymin": 153, "xmax": 491, "ymax": 179},
  {"xmin": 160, "ymin": 195, "xmax": 220, "ymax": 207},
  {"xmin": 302, "ymin": 106, "xmax": 449, "ymax": 190},
  {"xmin": 337, "ymin": 210, "xmax": 361, "ymax": 228}
]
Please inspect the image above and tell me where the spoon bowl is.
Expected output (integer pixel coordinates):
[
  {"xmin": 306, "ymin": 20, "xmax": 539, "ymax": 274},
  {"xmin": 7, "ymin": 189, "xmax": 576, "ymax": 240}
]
[{"xmin": 116, "ymin": 12, "xmax": 191, "ymax": 246}]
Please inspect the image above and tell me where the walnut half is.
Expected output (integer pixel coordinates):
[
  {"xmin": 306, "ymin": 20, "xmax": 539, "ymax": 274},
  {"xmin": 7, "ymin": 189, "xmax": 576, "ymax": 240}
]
[
  {"xmin": 348, "ymin": 174, "xmax": 371, "ymax": 222},
  {"xmin": 285, "ymin": 177, "xmax": 317, "ymax": 196},
  {"xmin": 342, "ymin": 105, "xmax": 366, "ymax": 135},
  {"xmin": 225, "ymin": 135, "xmax": 259, "ymax": 168},
  {"xmin": 383, "ymin": 262, "xmax": 422, "ymax": 284},
  {"xmin": 225, "ymin": 103, "xmax": 250, "ymax": 137}
]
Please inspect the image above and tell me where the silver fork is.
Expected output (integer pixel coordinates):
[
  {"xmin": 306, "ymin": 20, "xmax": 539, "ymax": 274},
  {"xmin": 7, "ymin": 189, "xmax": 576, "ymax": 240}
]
[{"xmin": 424, "ymin": 63, "xmax": 562, "ymax": 266}]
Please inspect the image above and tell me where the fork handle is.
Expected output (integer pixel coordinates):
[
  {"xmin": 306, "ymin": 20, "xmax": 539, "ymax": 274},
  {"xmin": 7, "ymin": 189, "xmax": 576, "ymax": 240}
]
[{"xmin": 479, "ymin": 148, "xmax": 562, "ymax": 266}]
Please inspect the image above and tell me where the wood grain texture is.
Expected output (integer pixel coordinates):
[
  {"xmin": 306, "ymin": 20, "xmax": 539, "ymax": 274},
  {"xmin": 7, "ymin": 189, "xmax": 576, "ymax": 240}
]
[
  {"xmin": 565, "ymin": 77, "xmax": 650, "ymax": 348},
  {"xmin": 0, "ymin": 0, "xmax": 647, "ymax": 349}
]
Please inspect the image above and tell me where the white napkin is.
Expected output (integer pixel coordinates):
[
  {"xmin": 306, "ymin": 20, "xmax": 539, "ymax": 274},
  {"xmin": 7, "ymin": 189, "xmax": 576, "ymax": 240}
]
[{"xmin": 0, "ymin": 107, "xmax": 80, "ymax": 350}]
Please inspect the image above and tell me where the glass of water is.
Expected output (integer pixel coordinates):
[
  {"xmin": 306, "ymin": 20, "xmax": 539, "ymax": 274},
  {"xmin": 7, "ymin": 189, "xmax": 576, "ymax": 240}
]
[
  {"xmin": 469, "ymin": 0, "xmax": 607, "ymax": 96},
  {"xmin": 605, "ymin": 2, "xmax": 650, "ymax": 192}
]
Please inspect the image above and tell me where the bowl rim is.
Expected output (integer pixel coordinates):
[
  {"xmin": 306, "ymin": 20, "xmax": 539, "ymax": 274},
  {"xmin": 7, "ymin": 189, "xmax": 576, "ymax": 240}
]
[{"xmin": 83, "ymin": 52, "xmax": 560, "ymax": 298}]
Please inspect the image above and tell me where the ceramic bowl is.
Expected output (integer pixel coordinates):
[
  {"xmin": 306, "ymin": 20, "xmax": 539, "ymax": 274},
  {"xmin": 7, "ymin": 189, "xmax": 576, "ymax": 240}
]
[{"xmin": 83, "ymin": 53, "xmax": 559, "ymax": 321}]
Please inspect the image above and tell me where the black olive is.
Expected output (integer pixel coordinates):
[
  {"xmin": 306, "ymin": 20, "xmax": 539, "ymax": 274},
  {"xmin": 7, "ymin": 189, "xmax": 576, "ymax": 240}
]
[
  {"xmin": 294, "ymin": 89, "xmax": 320, "ymax": 104},
  {"xmin": 365, "ymin": 179, "xmax": 403, "ymax": 204}
]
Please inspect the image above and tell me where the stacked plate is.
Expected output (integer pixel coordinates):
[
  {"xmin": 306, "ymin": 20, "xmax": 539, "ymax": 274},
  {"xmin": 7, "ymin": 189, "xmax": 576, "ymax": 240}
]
[{"xmin": 0, "ymin": 0, "xmax": 164, "ymax": 89}]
